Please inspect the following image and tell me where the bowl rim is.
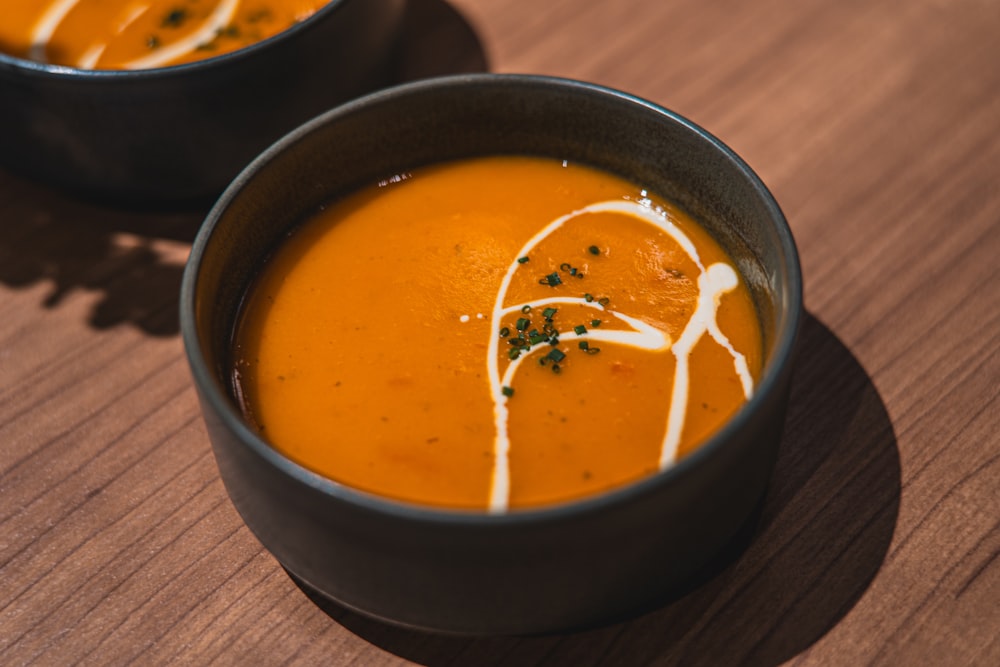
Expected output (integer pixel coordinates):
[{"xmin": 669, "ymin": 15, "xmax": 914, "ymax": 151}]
[
  {"xmin": 180, "ymin": 72, "xmax": 803, "ymax": 527},
  {"xmin": 0, "ymin": 0, "xmax": 352, "ymax": 79}
]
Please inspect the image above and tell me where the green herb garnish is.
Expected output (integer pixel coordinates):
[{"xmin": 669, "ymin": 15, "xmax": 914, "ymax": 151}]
[
  {"xmin": 162, "ymin": 8, "xmax": 189, "ymax": 28},
  {"xmin": 560, "ymin": 262, "xmax": 579, "ymax": 277},
  {"xmin": 574, "ymin": 324, "xmax": 587, "ymax": 335},
  {"xmin": 247, "ymin": 9, "xmax": 273, "ymax": 23},
  {"xmin": 540, "ymin": 272, "xmax": 563, "ymax": 286}
]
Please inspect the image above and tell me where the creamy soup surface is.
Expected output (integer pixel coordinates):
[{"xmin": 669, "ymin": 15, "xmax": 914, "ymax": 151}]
[
  {"xmin": 2, "ymin": 0, "xmax": 327, "ymax": 69},
  {"xmin": 233, "ymin": 157, "xmax": 763, "ymax": 512}
]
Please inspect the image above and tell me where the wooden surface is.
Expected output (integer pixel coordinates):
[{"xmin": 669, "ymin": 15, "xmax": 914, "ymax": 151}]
[{"xmin": 1, "ymin": 0, "xmax": 997, "ymax": 664}]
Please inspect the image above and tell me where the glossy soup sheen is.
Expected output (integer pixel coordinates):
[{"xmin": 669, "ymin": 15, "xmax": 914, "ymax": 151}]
[
  {"xmin": 233, "ymin": 157, "xmax": 764, "ymax": 512},
  {"xmin": 1, "ymin": 0, "xmax": 328, "ymax": 69}
]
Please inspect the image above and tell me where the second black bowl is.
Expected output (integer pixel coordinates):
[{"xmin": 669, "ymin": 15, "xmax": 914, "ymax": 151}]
[{"xmin": 0, "ymin": 0, "xmax": 405, "ymax": 206}]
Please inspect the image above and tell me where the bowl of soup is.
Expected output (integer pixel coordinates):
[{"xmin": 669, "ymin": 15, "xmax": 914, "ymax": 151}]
[
  {"xmin": 181, "ymin": 73, "xmax": 802, "ymax": 634},
  {"xmin": 0, "ymin": 0, "xmax": 405, "ymax": 205}
]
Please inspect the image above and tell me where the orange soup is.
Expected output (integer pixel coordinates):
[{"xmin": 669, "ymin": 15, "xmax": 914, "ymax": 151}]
[
  {"xmin": 1, "ymin": 0, "xmax": 328, "ymax": 69},
  {"xmin": 233, "ymin": 157, "xmax": 763, "ymax": 512}
]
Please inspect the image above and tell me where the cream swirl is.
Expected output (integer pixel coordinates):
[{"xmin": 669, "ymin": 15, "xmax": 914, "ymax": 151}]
[{"xmin": 486, "ymin": 199, "xmax": 754, "ymax": 513}]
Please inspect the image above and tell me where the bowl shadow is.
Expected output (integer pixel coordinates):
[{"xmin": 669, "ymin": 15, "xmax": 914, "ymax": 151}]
[
  {"xmin": 0, "ymin": 0, "xmax": 487, "ymax": 338},
  {"xmin": 290, "ymin": 311, "xmax": 902, "ymax": 666},
  {"xmin": 392, "ymin": 0, "xmax": 490, "ymax": 80}
]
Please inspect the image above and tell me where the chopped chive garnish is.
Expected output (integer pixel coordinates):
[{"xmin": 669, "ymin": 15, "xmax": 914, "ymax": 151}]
[
  {"xmin": 579, "ymin": 340, "xmax": 589, "ymax": 350},
  {"xmin": 574, "ymin": 324, "xmax": 587, "ymax": 335},
  {"xmin": 584, "ymin": 293, "xmax": 594, "ymax": 302},
  {"xmin": 540, "ymin": 272, "xmax": 563, "ymax": 286},
  {"xmin": 598, "ymin": 296, "xmax": 610, "ymax": 306},
  {"xmin": 547, "ymin": 349, "xmax": 566, "ymax": 363},
  {"xmin": 508, "ymin": 349, "xmax": 521, "ymax": 360},
  {"xmin": 162, "ymin": 9, "xmax": 189, "ymax": 28},
  {"xmin": 529, "ymin": 333, "xmax": 546, "ymax": 345},
  {"xmin": 552, "ymin": 364, "xmax": 562, "ymax": 374},
  {"xmin": 502, "ymin": 386, "xmax": 514, "ymax": 398},
  {"xmin": 588, "ymin": 245, "xmax": 600, "ymax": 255},
  {"xmin": 560, "ymin": 262, "xmax": 572, "ymax": 271},
  {"xmin": 516, "ymin": 317, "xmax": 529, "ymax": 331},
  {"xmin": 542, "ymin": 307, "xmax": 558, "ymax": 320},
  {"xmin": 517, "ymin": 256, "xmax": 530, "ymax": 264},
  {"xmin": 591, "ymin": 319, "xmax": 602, "ymax": 327},
  {"xmin": 499, "ymin": 327, "xmax": 510, "ymax": 337},
  {"xmin": 538, "ymin": 357, "xmax": 548, "ymax": 366},
  {"xmin": 521, "ymin": 304, "xmax": 532, "ymax": 313},
  {"xmin": 570, "ymin": 267, "xmax": 578, "ymax": 276}
]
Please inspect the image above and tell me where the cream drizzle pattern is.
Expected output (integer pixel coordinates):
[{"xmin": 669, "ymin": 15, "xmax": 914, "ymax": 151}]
[
  {"xmin": 30, "ymin": 0, "xmax": 80, "ymax": 63},
  {"xmin": 485, "ymin": 199, "xmax": 754, "ymax": 513},
  {"xmin": 30, "ymin": 0, "xmax": 239, "ymax": 69},
  {"xmin": 76, "ymin": 4, "xmax": 151, "ymax": 68}
]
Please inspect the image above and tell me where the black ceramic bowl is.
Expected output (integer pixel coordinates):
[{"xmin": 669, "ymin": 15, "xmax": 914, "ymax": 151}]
[
  {"xmin": 0, "ymin": 0, "xmax": 405, "ymax": 206},
  {"xmin": 181, "ymin": 73, "xmax": 802, "ymax": 635}
]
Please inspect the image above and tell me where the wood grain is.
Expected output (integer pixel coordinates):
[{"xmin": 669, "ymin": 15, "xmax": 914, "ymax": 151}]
[{"xmin": 1, "ymin": 0, "xmax": 997, "ymax": 664}]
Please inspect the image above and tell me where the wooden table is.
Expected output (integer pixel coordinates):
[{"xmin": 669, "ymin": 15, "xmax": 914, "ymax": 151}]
[{"xmin": 2, "ymin": 0, "xmax": 997, "ymax": 664}]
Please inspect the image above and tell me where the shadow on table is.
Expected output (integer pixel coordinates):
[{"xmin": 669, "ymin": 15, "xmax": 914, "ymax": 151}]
[
  {"xmin": 295, "ymin": 312, "xmax": 901, "ymax": 666},
  {"xmin": 0, "ymin": 0, "xmax": 486, "ymax": 338}
]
